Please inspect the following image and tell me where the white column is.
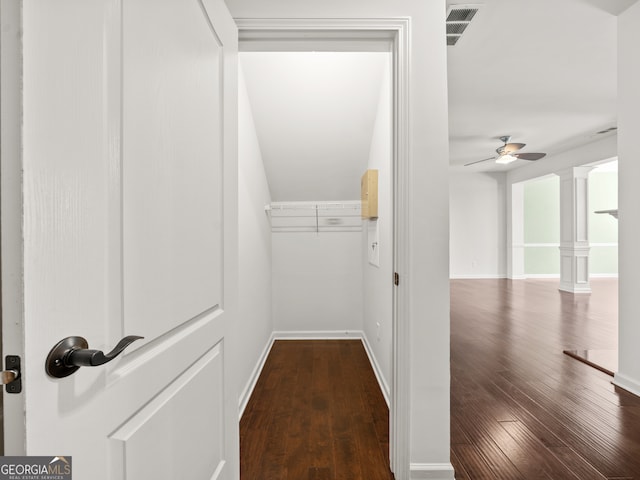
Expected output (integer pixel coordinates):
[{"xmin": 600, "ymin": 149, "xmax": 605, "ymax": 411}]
[
  {"xmin": 556, "ymin": 167, "xmax": 593, "ymax": 293},
  {"xmin": 507, "ymin": 182, "xmax": 525, "ymax": 279}
]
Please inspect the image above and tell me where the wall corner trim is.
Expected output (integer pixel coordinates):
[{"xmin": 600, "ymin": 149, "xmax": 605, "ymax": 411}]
[
  {"xmin": 409, "ymin": 463, "xmax": 456, "ymax": 479},
  {"xmin": 613, "ymin": 372, "xmax": 640, "ymax": 398}
]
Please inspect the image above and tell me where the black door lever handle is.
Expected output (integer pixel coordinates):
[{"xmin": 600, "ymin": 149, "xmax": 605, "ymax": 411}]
[
  {"xmin": 46, "ymin": 335, "xmax": 144, "ymax": 378},
  {"xmin": 67, "ymin": 335, "xmax": 144, "ymax": 367}
]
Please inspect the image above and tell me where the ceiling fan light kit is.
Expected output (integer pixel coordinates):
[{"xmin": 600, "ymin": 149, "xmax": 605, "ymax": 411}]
[
  {"xmin": 495, "ymin": 154, "xmax": 518, "ymax": 165},
  {"xmin": 464, "ymin": 135, "xmax": 547, "ymax": 167}
]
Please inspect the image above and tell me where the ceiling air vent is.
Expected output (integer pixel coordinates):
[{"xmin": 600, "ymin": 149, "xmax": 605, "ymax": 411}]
[
  {"xmin": 447, "ymin": 4, "xmax": 482, "ymax": 46},
  {"xmin": 447, "ymin": 22, "xmax": 469, "ymax": 35}
]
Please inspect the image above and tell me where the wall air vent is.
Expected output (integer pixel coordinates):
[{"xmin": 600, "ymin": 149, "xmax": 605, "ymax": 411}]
[{"xmin": 446, "ymin": 4, "xmax": 482, "ymax": 46}]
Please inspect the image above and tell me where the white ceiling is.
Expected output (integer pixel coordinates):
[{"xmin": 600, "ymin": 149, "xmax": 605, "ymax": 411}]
[
  {"xmin": 240, "ymin": 52, "xmax": 389, "ymax": 202},
  {"xmin": 240, "ymin": 0, "xmax": 636, "ymax": 200},
  {"xmin": 448, "ymin": 0, "xmax": 634, "ymax": 171}
]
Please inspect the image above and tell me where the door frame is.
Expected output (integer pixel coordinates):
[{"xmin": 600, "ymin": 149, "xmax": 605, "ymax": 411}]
[
  {"xmin": 236, "ymin": 18, "xmax": 411, "ymax": 478},
  {"xmin": 0, "ymin": 0, "xmax": 26, "ymax": 455}
]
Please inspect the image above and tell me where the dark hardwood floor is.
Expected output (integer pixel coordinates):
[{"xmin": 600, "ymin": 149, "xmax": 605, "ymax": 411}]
[
  {"xmin": 240, "ymin": 340, "xmax": 394, "ymax": 480},
  {"xmin": 451, "ymin": 278, "xmax": 640, "ymax": 479},
  {"xmin": 240, "ymin": 279, "xmax": 636, "ymax": 479}
]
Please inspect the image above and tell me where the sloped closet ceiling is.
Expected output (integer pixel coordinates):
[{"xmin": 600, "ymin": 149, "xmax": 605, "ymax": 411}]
[{"xmin": 240, "ymin": 52, "xmax": 389, "ymax": 202}]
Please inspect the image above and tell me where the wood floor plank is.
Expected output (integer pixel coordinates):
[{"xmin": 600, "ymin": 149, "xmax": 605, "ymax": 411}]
[
  {"xmin": 450, "ymin": 448, "xmax": 471, "ymax": 480},
  {"xmin": 308, "ymin": 467, "xmax": 331, "ymax": 480},
  {"xmin": 453, "ymin": 444, "xmax": 505, "ymax": 480},
  {"xmin": 453, "ymin": 404, "xmax": 526, "ymax": 479},
  {"xmin": 548, "ymin": 446, "xmax": 608, "ymax": 480},
  {"xmin": 499, "ymin": 420, "xmax": 582, "ymax": 479},
  {"xmin": 284, "ymin": 343, "xmax": 314, "ymax": 479}
]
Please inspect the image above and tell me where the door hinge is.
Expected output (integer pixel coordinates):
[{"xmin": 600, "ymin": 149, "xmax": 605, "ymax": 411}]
[
  {"xmin": 2, "ymin": 355, "xmax": 22, "ymax": 394},
  {"xmin": 394, "ymin": 272, "xmax": 399, "ymax": 286}
]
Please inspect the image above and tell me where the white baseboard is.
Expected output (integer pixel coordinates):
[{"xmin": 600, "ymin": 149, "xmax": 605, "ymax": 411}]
[
  {"xmin": 361, "ymin": 332, "xmax": 390, "ymax": 406},
  {"xmin": 613, "ymin": 372, "xmax": 640, "ymax": 398},
  {"xmin": 456, "ymin": 274, "xmax": 612, "ymax": 281},
  {"xmin": 238, "ymin": 332, "xmax": 276, "ymax": 420},
  {"xmin": 273, "ymin": 330, "xmax": 363, "ymax": 340},
  {"xmin": 449, "ymin": 274, "xmax": 506, "ymax": 279},
  {"xmin": 410, "ymin": 463, "xmax": 456, "ymax": 479},
  {"xmin": 520, "ymin": 274, "xmax": 617, "ymax": 279}
]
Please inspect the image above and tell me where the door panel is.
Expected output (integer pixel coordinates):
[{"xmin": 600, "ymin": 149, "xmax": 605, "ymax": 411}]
[
  {"xmin": 123, "ymin": 0, "xmax": 225, "ymax": 339},
  {"xmin": 14, "ymin": 0, "xmax": 238, "ymax": 478},
  {"xmin": 110, "ymin": 343, "xmax": 225, "ymax": 480}
]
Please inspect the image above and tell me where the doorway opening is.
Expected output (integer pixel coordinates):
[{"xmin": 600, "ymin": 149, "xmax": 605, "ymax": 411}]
[
  {"xmin": 240, "ymin": 48, "xmax": 392, "ymax": 475},
  {"xmin": 236, "ymin": 18, "xmax": 411, "ymax": 477}
]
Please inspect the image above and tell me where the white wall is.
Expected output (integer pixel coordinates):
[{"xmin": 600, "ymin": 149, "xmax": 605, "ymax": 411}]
[
  {"xmin": 362, "ymin": 57, "xmax": 393, "ymax": 399},
  {"xmin": 449, "ymin": 172, "xmax": 507, "ymax": 278},
  {"xmin": 615, "ymin": 1, "xmax": 640, "ymax": 397},
  {"xmin": 237, "ymin": 66, "xmax": 274, "ymax": 412},
  {"xmin": 272, "ymin": 231, "xmax": 363, "ymax": 332},
  {"xmin": 225, "ymin": 1, "xmax": 452, "ymax": 476}
]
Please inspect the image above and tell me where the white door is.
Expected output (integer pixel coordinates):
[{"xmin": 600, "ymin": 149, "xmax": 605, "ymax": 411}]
[{"xmin": 2, "ymin": 0, "xmax": 239, "ymax": 478}]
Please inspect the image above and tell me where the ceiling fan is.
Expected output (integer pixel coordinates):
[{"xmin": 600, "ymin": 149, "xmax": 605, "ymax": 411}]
[{"xmin": 464, "ymin": 136, "xmax": 547, "ymax": 166}]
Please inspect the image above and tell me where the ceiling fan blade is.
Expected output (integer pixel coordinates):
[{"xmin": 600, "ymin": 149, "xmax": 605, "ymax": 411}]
[
  {"xmin": 514, "ymin": 152, "xmax": 546, "ymax": 161},
  {"xmin": 464, "ymin": 156, "xmax": 496, "ymax": 166},
  {"xmin": 502, "ymin": 142, "xmax": 526, "ymax": 153}
]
